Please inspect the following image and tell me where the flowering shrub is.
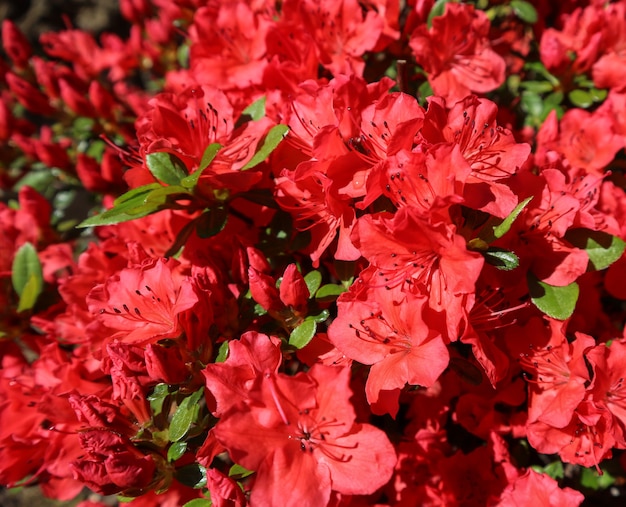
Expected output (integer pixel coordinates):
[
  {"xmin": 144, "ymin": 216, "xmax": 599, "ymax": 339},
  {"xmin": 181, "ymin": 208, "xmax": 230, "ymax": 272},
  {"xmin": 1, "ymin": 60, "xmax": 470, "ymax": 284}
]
[{"xmin": 3, "ymin": 0, "xmax": 626, "ymax": 505}]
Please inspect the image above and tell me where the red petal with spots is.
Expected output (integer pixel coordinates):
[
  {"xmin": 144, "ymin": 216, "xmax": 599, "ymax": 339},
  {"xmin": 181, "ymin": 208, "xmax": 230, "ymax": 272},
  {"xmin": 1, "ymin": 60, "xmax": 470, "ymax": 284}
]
[{"xmin": 87, "ymin": 258, "xmax": 199, "ymax": 346}]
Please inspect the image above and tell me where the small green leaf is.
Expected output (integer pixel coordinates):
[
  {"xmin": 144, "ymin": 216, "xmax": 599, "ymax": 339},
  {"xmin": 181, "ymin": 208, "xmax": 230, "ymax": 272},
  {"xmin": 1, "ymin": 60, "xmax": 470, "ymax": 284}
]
[
  {"xmin": 242, "ymin": 97, "xmax": 266, "ymax": 122},
  {"xmin": 528, "ymin": 273, "xmax": 579, "ymax": 320},
  {"xmin": 519, "ymin": 81, "xmax": 553, "ymax": 93},
  {"xmin": 427, "ymin": 0, "xmax": 453, "ymax": 28},
  {"xmin": 11, "ymin": 242, "xmax": 42, "ymax": 297},
  {"xmin": 176, "ymin": 463, "xmax": 207, "ymax": 489},
  {"xmin": 589, "ymin": 88, "xmax": 608, "ymax": 102},
  {"xmin": 481, "ymin": 197, "xmax": 533, "ymax": 243},
  {"xmin": 17, "ymin": 274, "xmax": 43, "ymax": 312},
  {"xmin": 568, "ymin": 89, "xmax": 593, "ymax": 108},
  {"xmin": 580, "ymin": 466, "xmax": 615, "ymax": 490},
  {"xmin": 148, "ymin": 383, "xmax": 171, "ymax": 416},
  {"xmin": 143, "ymin": 185, "xmax": 191, "ymax": 203},
  {"xmin": 315, "ymin": 283, "xmax": 347, "ymax": 301},
  {"xmin": 167, "ymin": 441, "xmax": 188, "ymax": 462},
  {"xmin": 77, "ymin": 184, "xmax": 165, "ymax": 228},
  {"xmin": 180, "ymin": 143, "xmax": 222, "ymax": 189},
  {"xmin": 182, "ymin": 500, "xmax": 212, "ymax": 507},
  {"xmin": 289, "ymin": 319, "xmax": 317, "ymax": 349},
  {"xmin": 521, "ymin": 91, "xmax": 543, "ymax": 118},
  {"xmin": 229, "ymin": 463, "xmax": 254, "ymax": 479},
  {"xmin": 308, "ymin": 309, "xmax": 330, "ymax": 323},
  {"xmin": 169, "ymin": 388, "xmax": 204, "ymax": 442},
  {"xmin": 539, "ymin": 461, "xmax": 564, "ymax": 480},
  {"xmin": 511, "ymin": 0, "xmax": 538, "ymax": 23},
  {"xmin": 113, "ymin": 183, "xmax": 162, "ymax": 206},
  {"xmin": 483, "ymin": 248, "xmax": 519, "ymax": 271},
  {"xmin": 241, "ymin": 124, "xmax": 289, "ymax": 170},
  {"xmin": 215, "ymin": 341, "xmax": 229, "ymax": 363},
  {"xmin": 565, "ymin": 228, "xmax": 625, "ymax": 271},
  {"xmin": 146, "ymin": 152, "xmax": 188, "ymax": 185},
  {"xmin": 304, "ymin": 270, "xmax": 322, "ymax": 297}
]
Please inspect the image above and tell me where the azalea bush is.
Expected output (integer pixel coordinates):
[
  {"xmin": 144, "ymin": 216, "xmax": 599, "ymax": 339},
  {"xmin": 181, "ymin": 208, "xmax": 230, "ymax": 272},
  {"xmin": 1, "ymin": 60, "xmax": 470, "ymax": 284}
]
[{"xmin": 3, "ymin": 0, "xmax": 626, "ymax": 505}]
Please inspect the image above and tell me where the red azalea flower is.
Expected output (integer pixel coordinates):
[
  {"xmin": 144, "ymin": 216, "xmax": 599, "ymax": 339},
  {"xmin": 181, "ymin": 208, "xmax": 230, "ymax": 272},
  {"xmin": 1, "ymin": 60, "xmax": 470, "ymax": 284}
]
[
  {"xmin": 409, "ymin": 3, "xmax": 506, "ymax": 103},
  {"xmin": 212, "ymin": 364, "xmax": 396, "ymax": 507},
  {"xmin": 329, "ymin": 269, "xmax": 449, "ymax": 415},
  {"xmin": 352, "ymin": 206, "xmax": 484, "ymax": 316},
  {"xmin": 498, "ymin": 468, "xmax": 584, "ymax": 506},
  {"xmin": 87, "ymin": 257, "xmax": 199, "ymax": 346}
]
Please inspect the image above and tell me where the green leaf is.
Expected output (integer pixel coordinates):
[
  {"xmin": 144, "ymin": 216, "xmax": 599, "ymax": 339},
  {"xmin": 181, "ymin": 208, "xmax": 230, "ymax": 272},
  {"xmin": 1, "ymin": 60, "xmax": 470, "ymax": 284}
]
[
  {"xmin": 143, "ymin": 185, "xmax": 191, "ymax": 203},
  {"xmin": 315, "ymin": 283, "xmax": 347, "ymax": 301},
  {"xmin": 146, "ymin": 152, "xmax": 188, "ymax": 185},
  {"xmin": 480, "ymin": 197, "xmax": 533, "ymax": 243},
  {"xmin": 77, "ymin": 184, "xmax": 165, "ymax": 228},
  {"xmin": 17, "ymin": 274, "xmax": 43, "ymax": 312},
  {"xmin": 148, "ymin": 383, "xmax": 171, "ymax": 417},
  {"xmin": 589, "ymin": 88, "xmax": 608, "ymax": 102},
  {"xmin": 511, "ymin": 0, "xmax": 538, "ymax": 23},
  {"xmin": 11, "ymin": 243, "xmax": 43, "ymax": 312},
  {"xmin": 308, "ymin": 309, "xmax": 330, "ymax": 323},
  {"xmin": 519, "ymin": 81, "xmax": 554, "ymax": 93},
  {"xmin": 229, "ymin": 463, "xmax": 254, "ymax": 479},
  {"xmin": 183, "ymin": 500, "xmax": 212, "ymax": 507},
  {"xmin": 565, "ymin": 228, "xmax": 625, "ymax": 271},
  {"xmin": 215, "ymin": 341, "xmax": 229, "ymax": 363},
  {"xmin": 580, "ymin": 466, "xmax": 615, "ymax": 490},
  {"xmin": 304, "ymin": 270, "xmax": 322, "ymax": 297},
  {"xmin": 568, "ymin": 89, "xmax": 593, "ymax": 108},
  {"xmin": 289, "ymin": 318, "xmax": 317, "ymax": 349},
  {"xmin": 11, "ymin": 242, "xmax": 42, "ymax": 297},
  {"xmin": 195, "ymin": 207, "xmax": 228, "ymax": 239},
  {"xmin": 167, "ymin": 441, "xmax": 188, "ymax": 462},
  {"xmin": 540, "ymin": 461, "xmax": 564, "ymax": 480},
  {"xmin": 483, "ymin": 248, "xmax": 519, "ymax": 271},
  {"xmin": 243, "ymin": 97, "xmax": 266, "ymax": 121},
  {"xmin": 528, "ymin": 273, "xmax": 579, "ymax": 320},
  {"xmin": 241, "ymin": 124, "xmax": 289, "ymax": 170},
  {"xmin": 427, "ymin": 0, "xmax": 453, "ymax": 28},
  {"xmin": 521, "ymin": 91, "xmax": 543, "ymax": 118},
  {"xmin": 176, "ymin": 463, "xmax": 207, "ymax": 489},
  {"xmin": 180, "ymin": 143, "xmax": 222, "ymax": 189},
  {"xmin": 169, "ymin": 388, "xmax": 204, "ymax": 442}
]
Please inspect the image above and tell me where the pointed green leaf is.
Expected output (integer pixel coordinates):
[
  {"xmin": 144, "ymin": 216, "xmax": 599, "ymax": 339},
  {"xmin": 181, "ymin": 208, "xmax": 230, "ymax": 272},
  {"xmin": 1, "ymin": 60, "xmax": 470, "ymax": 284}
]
[
  {"xmin": 215, "ymin": 341, "xmax": 229, "ymax": 363},
  {"xmin": 180, "ymin": 143, "xmax": 222, "ymax": 189},
  {"xmin": 148, "ymin": 383, "xmax": 171, "ymax": 416},
  {"xmin": 229, "ymin": 463, "xmax": 254, "ymax": 479},
  {"xmin": 11, "ymin": 242, "xmax": 42, "ymax": 297},
  {"xmin": 528, "ymin": 273, "xmax": 579, "ymax": 320},
  {"xmin": 511, "ymin": 0, "xmax": 538, "ymax": 23},
  {"xmin": 169, "ymin": 388, "xmax": 204, "ymax": 442},
  {"xmin": 243, "ymin": 97, "xmax": 266, "ymax": 122},
  {"xmin": 17, "ymin": 274, "xmax": 43, "ymax": 312},
  {"xmin": 565, "ymin": 228, "xmax": 625, "ymax": 271},
  {"xmin": 77, "ymin": 184, "xmax": 166, "ymax": 228},
  {"xmin": 146, "ymin": 152, "xmax": 188, "ymax": 185},
  {"xmin": 289, "ymin": 319, "xmax": 317, "ymax": 349},
  {"xmin": 113, "ymin": 183, "xmax": 162, "ymax": 206},
  {"xmin": 167, "ymin": 441, "xmax": 188, "ymax": 462},
  {"xmin": 427, "ymin": 0, "xmax": 453, "ymax": 28},
  {"xmin": 480, "ymin": 197, "xmax": 533, "ymax": 243},
  {"xmin": 484, "ymin": 248, "xmax": 519, "ymax": 271},
  {"xmin": 580, "ymin": 466, "xmax": 615, "ymax": 490},
  {"xmin": 304, "ymin": 270, "xmax": 322, "ymax": 297},
  {"xmin": 242, "ymin": 124, "xmax": 289, "ymax": 170},
  {"xmin": 315, "ymin": 283, "xmax": 347, "ymax": 301}
]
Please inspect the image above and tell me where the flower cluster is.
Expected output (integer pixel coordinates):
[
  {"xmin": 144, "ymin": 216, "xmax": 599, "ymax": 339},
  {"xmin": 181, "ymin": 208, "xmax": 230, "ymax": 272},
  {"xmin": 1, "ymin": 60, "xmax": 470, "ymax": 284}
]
[{"xmin": 2, "ymin": 1, "xmax": 626, "ymax": 506}]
